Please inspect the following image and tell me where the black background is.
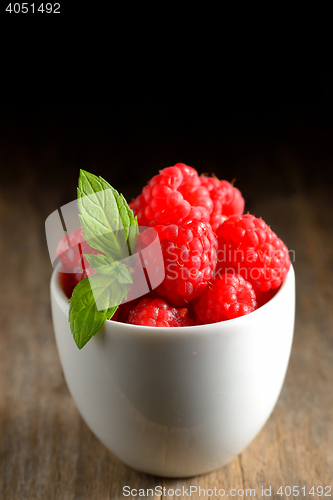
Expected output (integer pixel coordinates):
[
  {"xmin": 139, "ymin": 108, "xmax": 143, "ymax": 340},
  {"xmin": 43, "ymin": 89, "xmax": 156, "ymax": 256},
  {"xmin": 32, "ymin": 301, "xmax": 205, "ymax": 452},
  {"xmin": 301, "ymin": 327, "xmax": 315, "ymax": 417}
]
[{"xmin": 1, "ymin": 34, "xmax": 333, "ymax": 221}]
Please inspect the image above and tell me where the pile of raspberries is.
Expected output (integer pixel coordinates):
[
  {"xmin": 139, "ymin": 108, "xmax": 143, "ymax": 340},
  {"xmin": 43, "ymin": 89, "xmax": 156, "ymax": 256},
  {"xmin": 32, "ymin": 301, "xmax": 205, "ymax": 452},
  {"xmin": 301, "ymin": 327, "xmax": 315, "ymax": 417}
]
[{"xmin": 57, "ymin": 163, "xmax": 291, "ymax": 327}]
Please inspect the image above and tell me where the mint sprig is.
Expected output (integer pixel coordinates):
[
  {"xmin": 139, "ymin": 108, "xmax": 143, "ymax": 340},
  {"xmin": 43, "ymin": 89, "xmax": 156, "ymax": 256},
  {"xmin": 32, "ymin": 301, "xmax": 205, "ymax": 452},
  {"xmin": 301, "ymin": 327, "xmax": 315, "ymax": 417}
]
[
  {"xmin": 77, "ymin": 170, "xmax": 138, "ymax": 259},
  {"xmin": 68, "ymin": 170, "xmax": 138, "ymax": 349}
]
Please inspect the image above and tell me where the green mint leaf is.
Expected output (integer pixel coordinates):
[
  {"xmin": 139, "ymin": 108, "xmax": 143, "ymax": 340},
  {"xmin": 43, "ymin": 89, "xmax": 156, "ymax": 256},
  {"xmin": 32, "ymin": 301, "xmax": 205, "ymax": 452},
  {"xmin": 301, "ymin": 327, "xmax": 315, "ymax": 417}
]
[
  {"xmin": 84, "ymin": 254, "xmax": 135, "ymax": 283},
  {"xmin": 84, "ymin": 253, "xmax": 116, "ymax": 274},
  {"xmin": 77, "ymin": 170, "xmax": 138, "ymax": 260},
  {"xmin": 115, "ymin": 262, "xmax": 133, "ymax": 284},
  {"xmin": 69, "ymin": 277, "xmax": 110, "ymax": 350},
  {"xmin": 69, "ymin": 273, "xmax": 132, "ymax": 349},
  {"xmin": 68, "ymin": 170, "xmax": 139, "ymax": 349},
  {"xmin": 106, "ymin": 306, "xmax": 118, "ymax": 320}
]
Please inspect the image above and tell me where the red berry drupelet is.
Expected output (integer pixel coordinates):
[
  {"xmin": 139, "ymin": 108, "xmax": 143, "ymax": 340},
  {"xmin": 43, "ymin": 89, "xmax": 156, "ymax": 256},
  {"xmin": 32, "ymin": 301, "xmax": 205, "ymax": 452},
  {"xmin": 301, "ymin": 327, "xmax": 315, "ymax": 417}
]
[
  {"xmin": 128, "ymin": 298, "xmax": 195, "ymax": 327},
  {"xmin": 195, "ymin": 273, "xmax": 257, "ymax": 324},
  {"xmin": 141, "ymin": 219, "xmax": 218, "ymax": 307},
  {"xmin": 216, "ymin": 214, "xmax": 291, "ymax": 292}
]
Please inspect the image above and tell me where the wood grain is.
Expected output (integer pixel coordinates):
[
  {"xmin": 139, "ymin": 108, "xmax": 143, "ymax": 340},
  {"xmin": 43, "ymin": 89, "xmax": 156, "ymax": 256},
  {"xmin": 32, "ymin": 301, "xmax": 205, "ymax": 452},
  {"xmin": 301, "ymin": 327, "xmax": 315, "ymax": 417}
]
[{"xmin": 0, "ymin": 146, "xmax": 332, "ymax": 500}]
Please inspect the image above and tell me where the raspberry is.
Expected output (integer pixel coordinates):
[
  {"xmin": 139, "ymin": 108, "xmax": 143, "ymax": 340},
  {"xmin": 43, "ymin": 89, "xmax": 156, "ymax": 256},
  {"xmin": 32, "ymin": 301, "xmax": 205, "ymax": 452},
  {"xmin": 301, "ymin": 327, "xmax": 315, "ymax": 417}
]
[
  {"xmin": 131, "ymin": 163, "xmax": 215, "ymax": 227},
  {"xmin": 59, "ymin": 271, "xmax": 76, "ymax": 299},
  {"xmin": 56, "ymin": 227, "xmax": 100, "ymax": 285},
  {"xmin": 199, "ymin": 176, "xmax": 245, "ymax": 229},
  {"xmin": 255, "ymin": 288, "xmax": 278, "ymax": 308},
  {"xmin": 131, "ymin": 165, "xmax": 192, "ymax": 226},
  {"xmin": 142, "ymin": 219, "xmax": 218, "ymax": 307},
  {"xmin": 127, "ymin": 297, "xmax": 195, "ymax": 327},
  {"xmin": 129, "ymin": 195, "xmax": 150, "ymax": 226},
  {"xmin": 195, "ymin": 273, "xmax": 257, "ymax": 324},
  {"xmin": 130, "ymin": 164, "xmax": 245, "ymax": 231},
  {"xmin": 176, "ymin": 163, "xmax": 213, "ymax": 225},
  {"xmin": 215, "ymin": 214, "xmax": 291, "ymax": 292}
]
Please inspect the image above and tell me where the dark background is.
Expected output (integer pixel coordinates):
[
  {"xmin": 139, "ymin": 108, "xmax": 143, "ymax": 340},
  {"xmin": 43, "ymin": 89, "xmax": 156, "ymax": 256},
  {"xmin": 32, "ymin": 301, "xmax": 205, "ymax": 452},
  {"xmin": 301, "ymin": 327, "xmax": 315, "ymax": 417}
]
[{"xmin": 1, "ymin": 53, "xmax": 332, "ymax": 216}]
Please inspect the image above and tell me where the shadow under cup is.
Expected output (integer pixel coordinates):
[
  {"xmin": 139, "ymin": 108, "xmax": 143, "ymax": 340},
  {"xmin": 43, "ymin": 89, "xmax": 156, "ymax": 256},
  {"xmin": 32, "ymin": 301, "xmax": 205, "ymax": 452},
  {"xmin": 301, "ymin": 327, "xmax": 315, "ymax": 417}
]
[{"xmin": 50, "ymin": 263, "xmax": 295, "ymax": 478}]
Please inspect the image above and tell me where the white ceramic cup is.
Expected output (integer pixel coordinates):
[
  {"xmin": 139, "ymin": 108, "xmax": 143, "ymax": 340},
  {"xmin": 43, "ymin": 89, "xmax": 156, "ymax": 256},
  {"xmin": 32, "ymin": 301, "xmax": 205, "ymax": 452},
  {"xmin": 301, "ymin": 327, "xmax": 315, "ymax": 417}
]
[{"xmin": 50, "ymin": 264, "xmax": 295, "ymax": 478}]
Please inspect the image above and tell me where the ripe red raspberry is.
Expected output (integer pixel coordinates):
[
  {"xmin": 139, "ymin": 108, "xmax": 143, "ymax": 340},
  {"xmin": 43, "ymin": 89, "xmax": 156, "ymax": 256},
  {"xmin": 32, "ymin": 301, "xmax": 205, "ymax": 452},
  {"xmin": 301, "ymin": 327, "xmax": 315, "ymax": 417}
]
[
  {"xmin": 127, "ymin": 297, "xmax": 195, "ymax": 327},
  {"xmin": 195, "ymin": 273, "xmax": 257, "ymax": 324},
  {"xmin": 130, "ymin": 163, "xmax": 215, "ymax": 227},
  {"xmin": 56, "ymin": 227, "xmax": 99, "ymax": 285},
  {"xmin": 199, "ymin": 176, "xmax": 245, "ymax": 229},
  {"xmin": 131, "ymin": 165, "xmax": 192, "ymax": 226},
  {"xmin": 140, "ymin": 219, "xmax": 218, "ymax": 307},
  {"xmin": 216, "ymin": 214, "xmax": 291, "ymax": 292},
  {"xmin": 130, "ymin": 164, "xmax": 245, "ymax": 231},
  {"xmin": 129, "ymin": 195, "xmax": 150, "ymax": 226}
]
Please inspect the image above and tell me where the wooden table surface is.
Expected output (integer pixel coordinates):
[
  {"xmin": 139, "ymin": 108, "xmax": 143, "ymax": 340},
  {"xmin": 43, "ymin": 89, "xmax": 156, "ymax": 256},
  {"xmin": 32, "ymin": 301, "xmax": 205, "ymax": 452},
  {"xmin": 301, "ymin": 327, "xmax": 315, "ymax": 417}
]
[{"xmin": 0, "ymin": 122, "xmax": 332, "ymax": 499}]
